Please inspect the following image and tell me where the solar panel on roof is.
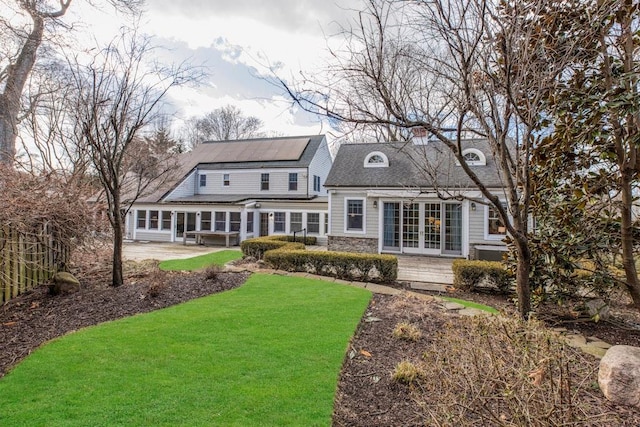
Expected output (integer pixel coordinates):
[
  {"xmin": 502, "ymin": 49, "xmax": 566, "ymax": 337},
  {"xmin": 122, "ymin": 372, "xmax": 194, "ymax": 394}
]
[{"xmin": 199, "ymin": 137, "xmax": 310, "ymax": 163}]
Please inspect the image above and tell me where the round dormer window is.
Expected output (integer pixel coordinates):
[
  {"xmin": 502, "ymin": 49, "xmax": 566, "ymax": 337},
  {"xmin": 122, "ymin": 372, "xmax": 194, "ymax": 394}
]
[
  {"xmin": 459, "ymin": 148, "xmax": 486, "ymax": 166},
  {"xmin": 364, "ymin": 151, "xmax": 389, "ymax": 167}
]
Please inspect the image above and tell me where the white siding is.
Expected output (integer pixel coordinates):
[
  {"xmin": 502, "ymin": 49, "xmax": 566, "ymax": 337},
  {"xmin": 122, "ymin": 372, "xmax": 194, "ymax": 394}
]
[
  {"xmin": 307, "ymin": 137, "xmax": 333, "ymax": 196},
  {"xmin": 197, "ymin": 168, "xmax": 308, "ymax": 196},
  {"xmin": 165, "ymin": 170, "xmax": 196, "ymax": 201},
  {"xmin": 134, "ymin": 231, "xmax": 172, "ymax": 242},
  {"xmin": 329, "ymin": 190, "xmax": 378, "ymax": 238},
  {"xmin": 468, "ymin": 205, "xmax": 486, "ymax": 245}
]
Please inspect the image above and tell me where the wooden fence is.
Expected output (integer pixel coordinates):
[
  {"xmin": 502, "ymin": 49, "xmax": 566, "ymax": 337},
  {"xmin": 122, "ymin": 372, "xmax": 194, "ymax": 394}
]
[{"xmin": 0, "ymin": 224, "xmax": 69, "ymax": 304}]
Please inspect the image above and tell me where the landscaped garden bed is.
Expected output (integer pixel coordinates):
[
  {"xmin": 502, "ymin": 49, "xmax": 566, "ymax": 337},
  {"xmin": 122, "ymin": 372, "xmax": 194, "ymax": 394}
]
[{"xmin": 1, "ymin": 248, "xmax": 640, "ymax": 425}]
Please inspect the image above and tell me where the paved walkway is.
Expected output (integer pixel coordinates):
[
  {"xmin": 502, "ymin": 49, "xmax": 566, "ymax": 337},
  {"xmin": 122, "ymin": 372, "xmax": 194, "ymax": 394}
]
[{"xmin": 122, "ymin": 241, "xmax": 237, "ymax": 262}]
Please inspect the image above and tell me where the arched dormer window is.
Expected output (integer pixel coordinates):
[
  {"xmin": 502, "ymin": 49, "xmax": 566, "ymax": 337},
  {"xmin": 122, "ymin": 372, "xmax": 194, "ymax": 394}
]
[
  {"xmin": 458, "ymin": 148, "xmax": 486, "ymax": 166},
  {"xmin": 364, "ymin": 151, "xmax": 389, "ymax": 168}
]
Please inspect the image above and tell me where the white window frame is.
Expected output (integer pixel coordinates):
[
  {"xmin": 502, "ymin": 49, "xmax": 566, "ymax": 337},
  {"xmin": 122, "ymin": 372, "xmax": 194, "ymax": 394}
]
[
  {"xmin": 214, "ymin": 211, "xmax": 227, "ymax": 232},
  {"xmin": 229, "ymin": 212, "xmax": 241, "ymax": 232},
  {"xmin": 199, "ymin": 174, "xmax": 207, "ymax": 187},
  {"xmin": 484, "ymin": 201, "xmax": 508, "ymax": 240},
  {"xmin": 457, "ymin": 148, "xmax": 486, "ymax": 166},
  {"xmin": 344, "ymin": 198, "xmax": 366, "ymax": 234},
  {"xmin": 149, "ymin": 210, "xmax": 159, "ymax": 230},
  {"xmin": 200, "ymin": 211, "xmax": 212, "ymax": 231},
  {"xmin": 364, "ymin": 151, "xmax": 389, "ymax": 168},
  {"xmin": 307, "ymin": 212, "xmax": 320, "ymax": 234},
  {"xmin": 273, "ymin": 211, "xmax": 286, "ymax": 233},
  {"xmin": 136, "ymin": 210, "xmax": 147, "ymax": 229},
  {"xmin": 289, "ymin": 173, "xmax": 298, "ymax": 191},
  {"xmin": 260, "ymin": 173, "xmax": 269, "ymax": 191},
  {"xmin": 160, "ymin": 211, "xmax": 172, "ymax": 231}
]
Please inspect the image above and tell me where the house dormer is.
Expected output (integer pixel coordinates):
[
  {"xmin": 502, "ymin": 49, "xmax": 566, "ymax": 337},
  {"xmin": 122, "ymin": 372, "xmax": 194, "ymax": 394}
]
[
  {"xmin": 364, "ymin": 151, "xmax": 389, "ymax": 168},
  {"xmin": 457, "ymin": 148, "xmax": 486, "ymax": 166}
]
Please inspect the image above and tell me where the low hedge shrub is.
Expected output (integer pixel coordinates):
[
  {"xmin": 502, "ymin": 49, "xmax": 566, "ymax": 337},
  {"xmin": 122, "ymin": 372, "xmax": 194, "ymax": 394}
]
[
  {"xmin": 264, "ymin": 249, "xmax": 397, "ymax": 283},
  {"xmin": 240, "ymin": 237, "xmax": 305, "ymax": 260},
  {"xmin": 452, "ymin": 259, "xmax": 512, "ymax": 293},
  {"xmin": 273, "ymin": 235, "xmax": 317, "ymax": 245}
]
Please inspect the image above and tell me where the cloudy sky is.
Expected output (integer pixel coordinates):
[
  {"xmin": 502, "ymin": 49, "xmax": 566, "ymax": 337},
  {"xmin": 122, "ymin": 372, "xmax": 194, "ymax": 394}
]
[{"xmin": 68, "ymin": 0, "xmax": 363, "ymax": 141}]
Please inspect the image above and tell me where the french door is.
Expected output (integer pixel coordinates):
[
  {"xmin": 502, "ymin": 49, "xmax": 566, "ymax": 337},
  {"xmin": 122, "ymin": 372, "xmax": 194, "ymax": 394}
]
[
  {"xmin": 175, "ymin": 212, "xmax": 196, "ymax": 240},
  {"xmin": 383, "ymin": 201, "xmax": 462, "ymax": 256}
]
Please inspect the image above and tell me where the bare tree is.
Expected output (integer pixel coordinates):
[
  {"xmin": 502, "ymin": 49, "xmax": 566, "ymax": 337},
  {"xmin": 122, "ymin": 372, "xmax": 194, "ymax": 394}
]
[
  {"xmin": 67, "ymin": 28, "xmax": 198, "ymax": 287},
  {"xmin": 280, "ymin": 0, "xmax": 595, "ymax": 318},
  {"xmin": 0, "ymin": 0, "xmax": 141, "ymax": 165},
  {"xmin": 181, "ymin": 104, "xmax": 263, "ymax": 149},
  {"xmin": 19, "ymin": 61, "xmax": 92, "ymax": 176}
]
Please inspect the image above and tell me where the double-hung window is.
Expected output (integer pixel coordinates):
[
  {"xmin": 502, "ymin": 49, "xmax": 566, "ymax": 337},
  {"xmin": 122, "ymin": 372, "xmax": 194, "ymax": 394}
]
[
  {"xmin": 290, "ymin": 212, "xmax": 302, "ymax": 232},
  {"xmin": 199, "ymin": 174, "xmax": 206, "ymax": 187},
  {"xmin": 246, "ymin": 212, "xmax": 254, "ymax": 233},
  {"xmin": 274, "ymin": 212, "xmax": 286, "ymax": 232},
  {"xmin": 201, "ymin": 211, "xmax": 212, "ymax": 231},
  {"xmin": 215, "ymin": 212, "xmax": 226, "ymax": 231},
  {"xmin": 136, "ymin": 210, "xmax": 147, "ymax": 229},
  {"xmin": 230, "ymin": 212, "xmax": 241, "ymax": 232},
  {"xmin": 487, "ymin": 202, "xmax": 508, "ymax": 238},
  {"xmin": 149, "ymin": 210, "xmax": 159, "ymax": 229},
  {"xmin": 223, "ymin": 174, "xmax": 230, "ymax": 186},
  {"xmin": 313, "ymin": 175, "xmax": 321, "ymax": 192},
  {"xmin": 161, "ymin": 211, "xmax": 171, "ymax": 230},
  {"xmin": 346, "ymin": 199, "xmax": 364, "ymax": 232},
  {"xmin": 289, "ymin": 173, "xmax": 298, "ymax": 191},
  {"xmin": 307, "ymin": 213, "xmax": 320, "ymax": 234},
  {"xmin": 261, "ymin": 173, "xmax": 269, "ymax": 191}
]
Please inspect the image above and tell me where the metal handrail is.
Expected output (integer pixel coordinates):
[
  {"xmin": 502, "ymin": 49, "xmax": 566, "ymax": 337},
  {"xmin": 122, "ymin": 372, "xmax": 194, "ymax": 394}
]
[{"xmin": 292, "ymin": 228, "xmax": 307, "ymax": 243}]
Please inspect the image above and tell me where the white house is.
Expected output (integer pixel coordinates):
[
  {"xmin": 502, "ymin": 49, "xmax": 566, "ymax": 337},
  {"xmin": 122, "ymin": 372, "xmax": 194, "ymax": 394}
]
[
  {"xmin": 127, "ymin": 135, "xmax": 332, "ymax": 245},
  {"xmin": 324, "ymin": 138, "xmax": 510, "ymax": 260}
]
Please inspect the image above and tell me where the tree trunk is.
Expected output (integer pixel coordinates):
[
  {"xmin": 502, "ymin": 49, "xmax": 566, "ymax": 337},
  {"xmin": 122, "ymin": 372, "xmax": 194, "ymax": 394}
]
[
  {"xmin": 0, "ymin": 99, "xmax": 15, "ymax": 164},
  {"xmin": 111, "ymin": 213, "xmax": 124, "ymax": 287},
  {"xmin": 0, "ymin": 14, "xmax": 44, "ymax": 165},
  {"xmin": 620, "ymin": 175, "xmax": 640, "ymax": 308},
  {"xmin": 514, "ymin": 236, "xmax": 532, "ymax": 319}
]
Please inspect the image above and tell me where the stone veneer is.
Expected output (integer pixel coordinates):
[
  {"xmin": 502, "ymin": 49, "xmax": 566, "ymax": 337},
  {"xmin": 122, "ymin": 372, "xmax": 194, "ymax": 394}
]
[{"xmin": 328, "ymin": 236, "xmax": 379, "ymax": 254}]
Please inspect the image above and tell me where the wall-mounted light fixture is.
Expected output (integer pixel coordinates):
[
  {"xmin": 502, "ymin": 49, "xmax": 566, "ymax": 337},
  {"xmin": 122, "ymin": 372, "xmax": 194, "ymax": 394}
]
[
  {"xmin": 255, "ymin": 203, "xmax": 261, "ymax": 209},
  {"xmin": 373, "ymin": 200, "xmax": 378, "ymax": 208},
  {"xmin": 471, "ymin": 202, "xmax": 476, "ymax": 211}
]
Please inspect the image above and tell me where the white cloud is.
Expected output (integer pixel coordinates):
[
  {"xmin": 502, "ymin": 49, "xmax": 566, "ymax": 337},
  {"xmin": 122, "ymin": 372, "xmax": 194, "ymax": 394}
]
[{"xmin": 63, "ymin": 0, "xmax": 365, "ymax": 139}]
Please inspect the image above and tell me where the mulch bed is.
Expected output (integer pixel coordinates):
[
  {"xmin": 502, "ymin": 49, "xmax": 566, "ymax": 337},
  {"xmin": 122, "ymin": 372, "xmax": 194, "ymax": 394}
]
[
  {"xmin": 333, "ymin": 293, "xmax": 640, "ymax": 426},
  {"xmin": 0, "ymin": 268, "xmax": 250, "ymax": 378},
  {"xmin": 2, "ymin": 263, "xmax": 640, "ymax": 425}
]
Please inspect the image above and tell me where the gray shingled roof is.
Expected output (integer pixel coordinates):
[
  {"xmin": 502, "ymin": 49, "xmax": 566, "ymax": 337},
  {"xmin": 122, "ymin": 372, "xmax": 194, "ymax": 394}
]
[
  {"xmin": 325, "ymin": 140, "xmax": 506, "ymax": 189},
  {"xmin": 137, "ymin": 134, "xmax": 325, "ymax": 203}
]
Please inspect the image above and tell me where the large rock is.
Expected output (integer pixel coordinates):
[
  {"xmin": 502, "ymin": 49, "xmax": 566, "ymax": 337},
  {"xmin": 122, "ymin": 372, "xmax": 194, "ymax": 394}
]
[
  {"xmin": 584, "ymin": 298, "xmax": 611, "ymax": 321},
  {"xmin": 49, "ymin": 271, "xmax": 81, "ymax": 296},
  {"xmin": 598, "ymin": 345, "xmax": 640, "ymax": 408}
]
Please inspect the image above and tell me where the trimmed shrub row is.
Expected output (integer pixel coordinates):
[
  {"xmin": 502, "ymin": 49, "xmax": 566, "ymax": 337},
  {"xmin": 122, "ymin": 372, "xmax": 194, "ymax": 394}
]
[
  {"xmin": 240, "ymin": 236, "xmax": 306, "ymax": 260},
  {"xmin": 264, "ymin": 249, "xmax": 397, "ymax": 283},
  {"xmin": 241, "ymin": 236, "xmax": 397, "ymax": 283},
  {"xmin": 452, "ymin": 259, "xmax": 512, "ymax": 293}
]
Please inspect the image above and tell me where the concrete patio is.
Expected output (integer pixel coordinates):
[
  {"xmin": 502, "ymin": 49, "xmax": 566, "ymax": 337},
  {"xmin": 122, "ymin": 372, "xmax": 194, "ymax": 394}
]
[{"xmin": 122, "ymin": 241, "xmax": 455, "ymax": 289}]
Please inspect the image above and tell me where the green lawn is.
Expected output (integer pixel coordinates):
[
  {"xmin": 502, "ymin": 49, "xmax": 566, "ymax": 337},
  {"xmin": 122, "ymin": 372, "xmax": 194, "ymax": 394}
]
[
  {"xmin": 158, "ymin": 249, "xmax": 243, "ymax": 271},
  {"xmin": 440, "ymin": 296, "xmax": 499, "ymax": 314},
  {"xmin": 0, "ymin": 274, "xmax": 371, "ymax": 426}
]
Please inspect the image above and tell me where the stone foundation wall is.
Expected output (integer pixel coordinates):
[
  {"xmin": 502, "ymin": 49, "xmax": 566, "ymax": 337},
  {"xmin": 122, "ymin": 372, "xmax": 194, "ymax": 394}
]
[{"xmin": 328, "ymin": 236, "xmax": 379, "ymax": 254}]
